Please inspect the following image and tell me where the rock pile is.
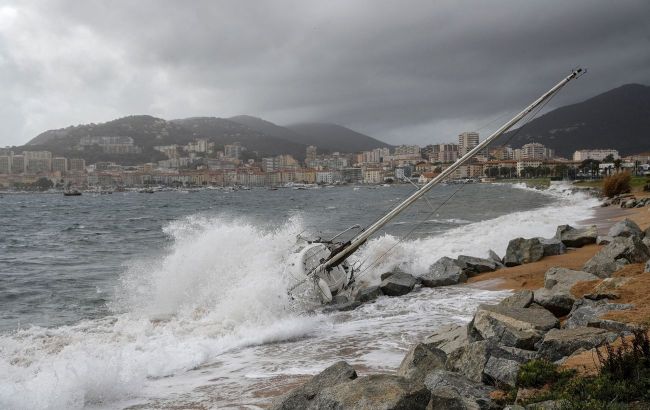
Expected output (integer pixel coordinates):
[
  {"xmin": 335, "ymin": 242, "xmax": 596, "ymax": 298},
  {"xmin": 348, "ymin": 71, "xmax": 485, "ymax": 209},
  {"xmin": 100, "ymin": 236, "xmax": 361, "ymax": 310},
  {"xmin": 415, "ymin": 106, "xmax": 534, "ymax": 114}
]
[{"xmin": 602, "ymin": 194, "xmax": 650, "ymax": 209}]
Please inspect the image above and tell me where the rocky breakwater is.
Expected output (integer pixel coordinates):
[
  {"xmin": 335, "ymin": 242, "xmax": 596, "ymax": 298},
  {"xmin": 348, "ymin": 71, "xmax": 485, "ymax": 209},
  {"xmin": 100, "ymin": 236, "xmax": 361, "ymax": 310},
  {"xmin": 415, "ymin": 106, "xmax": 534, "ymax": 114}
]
[{"xmin": 272, "ymin": 217, "xmax": 650, "ymax": 409}]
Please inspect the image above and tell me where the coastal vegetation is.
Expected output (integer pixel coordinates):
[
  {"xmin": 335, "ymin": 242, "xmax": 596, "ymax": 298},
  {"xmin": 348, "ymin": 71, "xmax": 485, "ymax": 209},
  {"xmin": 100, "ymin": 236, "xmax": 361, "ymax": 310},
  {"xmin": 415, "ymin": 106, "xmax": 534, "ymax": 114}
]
[
  {"xmin": 502, "ymin": 329, "xmax": 650, "ymax": 409},
  {"xmin": 602, "ymin": 171, "xmax": 632, "ymax": 198}
]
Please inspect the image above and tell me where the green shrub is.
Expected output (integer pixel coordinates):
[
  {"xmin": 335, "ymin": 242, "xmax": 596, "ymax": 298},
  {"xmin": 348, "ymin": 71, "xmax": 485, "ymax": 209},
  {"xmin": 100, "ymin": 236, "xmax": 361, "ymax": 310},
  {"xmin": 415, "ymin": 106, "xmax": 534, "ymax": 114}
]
[
  {"xmin": 602, "ymin": 171, "xmax": 631, "ymax": 198},
  {"xmin": 517, "ymin": 360, "xmax": 574, "ymax": 388}
]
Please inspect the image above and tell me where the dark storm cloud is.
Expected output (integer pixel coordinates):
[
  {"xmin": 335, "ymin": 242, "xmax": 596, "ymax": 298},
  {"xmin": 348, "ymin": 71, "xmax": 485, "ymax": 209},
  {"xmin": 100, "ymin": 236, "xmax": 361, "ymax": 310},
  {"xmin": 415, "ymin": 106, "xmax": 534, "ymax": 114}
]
[{"xmin": 1, "ymin": 0, "xmax": 649, "ymax": 146}]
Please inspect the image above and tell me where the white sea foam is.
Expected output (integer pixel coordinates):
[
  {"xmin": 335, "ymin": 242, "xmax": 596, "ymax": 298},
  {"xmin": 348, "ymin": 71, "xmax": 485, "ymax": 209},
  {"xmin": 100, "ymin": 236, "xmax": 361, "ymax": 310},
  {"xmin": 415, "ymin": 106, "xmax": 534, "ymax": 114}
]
[
  {"xmin": 349, "ymin": 182, "xmax": 599, "ymax": 285},
  {"xmin": 0, "ymin": 183, "xmax": 599, "ymax": 409}
]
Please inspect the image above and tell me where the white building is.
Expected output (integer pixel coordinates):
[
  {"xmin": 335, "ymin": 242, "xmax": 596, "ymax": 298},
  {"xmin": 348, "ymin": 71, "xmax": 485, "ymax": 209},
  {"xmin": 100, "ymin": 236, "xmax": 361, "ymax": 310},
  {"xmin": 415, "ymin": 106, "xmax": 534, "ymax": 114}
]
[
  {"xmin": 521, "ymin": 143, "xmax": 554, "ymax": 160},
  {"xmin": 573, "ymin": 149, "xmax": 619, "ymax": 162},
  {"xmin": 458, "ymin": 132, "xmax": 479, "ymax": 156},
  {"xmin": 224, "ymin": 142, "xmax": 244, "ymax": 159},
  {"xmin": 516, "ymin": 160, "xmax": 543, "ymax": 176}
]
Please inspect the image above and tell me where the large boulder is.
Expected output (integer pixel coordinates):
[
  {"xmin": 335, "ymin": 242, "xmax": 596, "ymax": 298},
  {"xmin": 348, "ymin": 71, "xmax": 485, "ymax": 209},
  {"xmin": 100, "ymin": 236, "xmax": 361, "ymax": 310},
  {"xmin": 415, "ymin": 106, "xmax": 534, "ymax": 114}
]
[
  {"xmin": 608, "ymin": 218, "xmax": 643, "ymax": 238},
  {"xmin": 424, "ymin": 369, "xmax": 497, "ymax": 410},
  {"xmin": 533, "ymin": 267, "xmax": 599, "ymax": 316},
  {"xmin": 483, "ymin": 356, "xmax": 520, "ymax": 388},
  {"xmin": 499, "ymin": 290, "xmax": 534, "ymax": 309},
  {"xmin": 469, "ymin": 304, "xmax": 559, "ymax": 349},
  {"xmin": 565, "ymin": 299, "xmax": 634, "ymax": 332},
  {"xmin": 380, "ymin": 272, "xmax": 417, "ymax": 296},
  {"xmin": 536, "ymin": 327, "xmax": 617, "ymax": 362},
  {"xmin": 314, "ymin": 374, "xmax": 430, "ymax": 410},
  {"xmin": 397, "ymin": 343, "xmax": 447, "ymax": 384},
  {"xmin": 323, "ymin": 301, "xmax": 362, "ymax": 313},
  {"xmin": 504, "ymin": 238, "xmax": 544, "ymax": 267},
  {"xmin": 555, "ymin": 224, "xmax": 598, "ymax": 248},
  {"xmin": 420, "ymin": 257, "xmax": 466, "ymax": 288},
  {"xmin": 446, "ymin": 340, "xmax": 536, "ymax": 384},
  {"xmin": 270, "ymin": 361, "xmax": 357, "ymax": 410},
  {"xmin": 488, "ymin": 249, "xmax": 503, "ymax": 265},
  {"xmin": 537, "ymin": 237, "xmax": 566, "ymax": 257},
  {"xmin": 583, "ymin": 236, "xmax": 650, "ymax": 277},
  {"xmin": 355, "ymin": 285, "xmax": 383, "ymax": 303},
  {"xmin": 423, "ymin": 324, "xmax": 469, "ymax": 355},
  {"xmin": 456, "ymin": 255, "xmax": 498, "ymax": 276}
]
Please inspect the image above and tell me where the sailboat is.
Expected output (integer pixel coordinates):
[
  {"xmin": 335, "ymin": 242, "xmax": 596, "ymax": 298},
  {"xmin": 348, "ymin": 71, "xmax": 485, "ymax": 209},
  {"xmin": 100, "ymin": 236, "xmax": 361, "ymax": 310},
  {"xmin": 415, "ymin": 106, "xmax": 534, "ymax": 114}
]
[{"xmin": 286, "ymin": 68, "xmax": 584, "ymax": 304}]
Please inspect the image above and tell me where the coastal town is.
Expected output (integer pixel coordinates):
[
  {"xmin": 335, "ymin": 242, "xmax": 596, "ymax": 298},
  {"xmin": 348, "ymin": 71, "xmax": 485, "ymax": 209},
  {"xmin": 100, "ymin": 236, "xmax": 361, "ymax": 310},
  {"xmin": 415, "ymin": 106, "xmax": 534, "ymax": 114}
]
[{"xmin": 1, "ymin": 131, "xmax": 649, "ymax": 191}]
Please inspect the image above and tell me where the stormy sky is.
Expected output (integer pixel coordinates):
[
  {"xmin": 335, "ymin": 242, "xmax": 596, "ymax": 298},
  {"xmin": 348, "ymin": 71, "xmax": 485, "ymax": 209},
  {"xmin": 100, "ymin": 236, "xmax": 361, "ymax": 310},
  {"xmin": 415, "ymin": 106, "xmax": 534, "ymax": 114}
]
[{"xmin": 1, "ymin": 0, "xmax": 649, "ymax": 147}]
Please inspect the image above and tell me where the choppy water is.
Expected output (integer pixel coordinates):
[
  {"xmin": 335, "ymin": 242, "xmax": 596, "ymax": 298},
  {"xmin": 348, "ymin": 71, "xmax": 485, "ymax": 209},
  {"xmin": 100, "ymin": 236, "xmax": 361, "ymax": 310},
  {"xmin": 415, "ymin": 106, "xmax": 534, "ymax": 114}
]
[{"xmin": 0, "ymin": 183, "xmax": 599, "ymax": 409}]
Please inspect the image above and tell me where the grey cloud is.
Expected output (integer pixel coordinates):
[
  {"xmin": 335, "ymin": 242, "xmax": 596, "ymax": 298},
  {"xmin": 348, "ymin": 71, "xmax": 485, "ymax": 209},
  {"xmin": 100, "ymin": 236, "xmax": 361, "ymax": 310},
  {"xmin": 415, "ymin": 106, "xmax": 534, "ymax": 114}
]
[{"xmin": 0, "ymin": 0, "xmax": 649, "ymax": 147}]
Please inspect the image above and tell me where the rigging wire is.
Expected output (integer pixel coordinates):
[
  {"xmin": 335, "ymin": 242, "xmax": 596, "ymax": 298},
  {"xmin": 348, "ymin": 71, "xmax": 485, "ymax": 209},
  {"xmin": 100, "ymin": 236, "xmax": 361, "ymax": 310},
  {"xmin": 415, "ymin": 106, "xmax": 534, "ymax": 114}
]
[{"xmin": 349, "ymin": 86, "xmax": 563, "ymax": 282}]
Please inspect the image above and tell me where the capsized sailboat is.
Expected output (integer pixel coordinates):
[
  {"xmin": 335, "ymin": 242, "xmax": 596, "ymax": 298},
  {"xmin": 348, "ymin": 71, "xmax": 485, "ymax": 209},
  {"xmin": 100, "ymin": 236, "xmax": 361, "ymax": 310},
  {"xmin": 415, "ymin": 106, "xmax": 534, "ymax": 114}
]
[{"xmin": 287, "ymin": 68, "xmax": 584, "ymax": 304}]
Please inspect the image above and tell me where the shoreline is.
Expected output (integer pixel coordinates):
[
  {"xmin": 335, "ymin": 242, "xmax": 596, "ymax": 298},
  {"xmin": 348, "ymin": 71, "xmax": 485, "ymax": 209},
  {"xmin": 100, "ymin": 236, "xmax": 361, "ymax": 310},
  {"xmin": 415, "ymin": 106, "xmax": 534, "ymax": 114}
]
[{"xmin": 269, "ymin": 188, "xmax": 650, "ymax": 409}]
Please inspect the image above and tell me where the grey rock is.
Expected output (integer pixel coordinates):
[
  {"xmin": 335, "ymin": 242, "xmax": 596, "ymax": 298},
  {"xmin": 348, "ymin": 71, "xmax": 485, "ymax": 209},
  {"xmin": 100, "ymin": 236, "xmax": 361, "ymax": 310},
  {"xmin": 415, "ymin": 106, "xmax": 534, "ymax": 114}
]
[
  {"xmin": 646, "ymin": 259, "xmax": 650, "ymax": 273},
  {"xmin": 355, "ymin": 286, "xmax": 382, "ymax": 303},
  {"xmin": 499, "ymin": 290, "xmax": 534, "ymax": 309},
  {"xmin": 533, "ymin": 289, "xmax": 576, "ymax": 317},
  {"xmin": 645, "ymin": 226, "xmax": 650, "ymax": 238},
  {"xmin": 426, "ymin": 387, "xmax": 474, "ymax": 410},
  {"xmin": 457, "ymin": 255, "xmax": 498, "ymax": 276},
  {"xmin": 608, "ymin": 218, "xmax": 643, "ymax": 238},
  {"xmin": 483, "ymin": 356, "xmax": 520, "ymax": 388},
  {"xmin": 596, "ymin": 235, "xmax": 613, "ymax": 245},
  {"xmin": 322, "ymin": 301, "xmax": 362, "ymax": 313},
  {"xmin": 380, "ymin": 272, "xmax": 417, "ymax": 296},
  {"xmin": 537, "ymin": 237, "xmax": 566, "ymax": 257},
  {"xmin": 536, "ymin": 327, "xmax": 616, "ymax": 361},
  {"xmin": 445, "ymin": 340, "xmax": 532, "ymax": 384},
  {"xmin": 397, "ymin": 343, "xmax": 447, "ymax": 384},
  {"xmin": 270, "ymin": 361, "xmax": 357, "ymax": 410},
  {"xmin": 555, "ymin": 224, "xmax": 598, "ymax": 248},
  {"xmin": 503, "ymin": 406, "xmax": 526, "ymax": 410},
  {"xmin": 469, "ymin": 304, "xmax": 559, "ymax": 349},
  {"xmin": 423, "ymin": 324, "xmax": 469, "ymax": 355},
  {"xmin": 525, "ymin": 400, "xmax": 565, "ymax": 409},
  {"xmin": 543, "ymin": 267, "xmax": 598, "ymax": 290},
  {"xmin": 424, "ymin": 370, "xmax": 496, "ymax": 410},
  {"xmin": 380, "ymin": 271, "xmax": 395, "ymax": 281},
  {"xmin": 421, "ymin": 257, "xmax": 466, "ymax": 287},
  {"xmin": 315, "ymin": 374, "xmax": 430, "ymax": 410},
  {"xmin": 583, "ymin": 236, "xmax": 650, "ymax": 277},
  {"xmin": 504, "ymin": 238, "xmax": 544, "ymax": 267},
  {"xmin": 488, "ymin": 249, "xmax": 503, "ymax": 264},
  {"xmin": 565, "ymin": 298, "xmax": 633, "ymax": 331},
  {"xmin": 643, "ymin": 235, "xmax": 650, "ymax": 250},
  {"xmin": 622, "ymin": 199, "xmax": 637, "ymax": 208}
]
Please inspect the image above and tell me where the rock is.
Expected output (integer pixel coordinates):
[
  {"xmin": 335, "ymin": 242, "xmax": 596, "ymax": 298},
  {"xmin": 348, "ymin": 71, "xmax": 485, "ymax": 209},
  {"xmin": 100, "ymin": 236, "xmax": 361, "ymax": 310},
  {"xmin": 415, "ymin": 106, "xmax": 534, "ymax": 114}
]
[
  {"xmin": 645, "ymin": 226, "xmax": 650, "ymax": 238},
  {"xmin": 355, "ymin": 285, "xmax": 382, "ymax": 303},
  {"xmin": 622, "ymin": 199, "xmax": 637, "ymax": 208},
  {"xmin": 534, "ymin": 267, "xmax": 599, "ymax": 316},
  {"xmin": 504, "ymin": 406, "xmax": 526, "ymax": 410},
  {"xmin": 555, "ymin": 224, "xmax": 598, "ymax": 248},
  {"xmin": 537, "ymin": 237, "xmax": 566, "ymax": 257},
  {"xmin": 424, "ymin": 370, "xmax": 496, "ymax": 410},
  {"xmin": 488, "ymin": 249, "xmax": 503, "ymax": 264},
  {"xmin": 646, "ymin": 259, "xmax": 650, "ymax": 273},
  {"xmin": 381, "ymin": 271, "xmax": 396, "ymax": 281},
  {"xmin": 380, "ymin": 272, "xmax": 417, "ymax": 296},
  {"xmin": 503, "ymin": 238, "xmax": 544, "ymax": 267},
  {"xmin": 420, "ymin": 257, "xmax": 466, "ymax": 287},
  {"xmin": 456, "ymin": 255, "xmax": 498, "ymax": 276},
  {"xmin": 322, "ymin": 301, "xmax": 362, "ymax": 313},
  {"xmin": 397, "ymin": 343, "xmax": 447, "ymax": 384},
  {"xmin": 533, "ymin": 289, "xmax": 576, "ymax": 317},
  {"xmin": 499, "ymin": 290, "xmax": 534, "ymax": 309},
  {"xmin": 445, "ymin": 339, "xmax": 535, "ymax": 385},
  {"xmin": 423, "ymin": 324, "xmax": 469, "ymax": 355},
  {"xmin": 469, "ymin": 304, "xmax": 559, "ymax": 349},
  {"xmin": 315, "ymin": 374, "xmax": 430, "ymax": 410},
  {"xmin": 483, "ymin": 356, "xmax": 520, "ymax": 388},
  {"xmin": 536, "ymin": 327, "xmax": 616, "ymax": 362},
  {"xmin": 596, "ymin": 235, "xmax": 613, "ymax": 245},
  {"xmin": 565, "ymin": 298, "xmax": 633, "ymax": 331},
  {"xmin": 608, "ymin": 218, "xmax": 643, "ymax": 238},
  {"xmin": 525, "ymin": 400, "xmax": 564, "ymax": 409},
  {"xmin": 583, "ymin": 236, "xmax": 650, "ymax": 277},
  {"xmin": 644, "ymin": 236, "xmax": 650, "ymax": 250},
  {"xmin": 270, "ymin": 361, "xmax": 357, "ymax": 410}
]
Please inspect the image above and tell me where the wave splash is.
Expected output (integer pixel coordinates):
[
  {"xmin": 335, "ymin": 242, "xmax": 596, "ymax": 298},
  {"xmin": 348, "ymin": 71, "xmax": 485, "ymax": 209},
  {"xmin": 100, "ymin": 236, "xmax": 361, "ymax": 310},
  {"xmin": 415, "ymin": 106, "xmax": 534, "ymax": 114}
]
[{"xmin": 0, "ymin": 216, "xmax": 319, "ymax": 409}]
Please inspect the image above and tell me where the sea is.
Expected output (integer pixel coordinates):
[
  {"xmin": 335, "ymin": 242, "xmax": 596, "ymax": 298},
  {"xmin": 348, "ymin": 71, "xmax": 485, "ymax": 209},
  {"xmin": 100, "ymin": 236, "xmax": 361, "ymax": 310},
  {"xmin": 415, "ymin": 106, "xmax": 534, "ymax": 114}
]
[{"xmin": 0, "ymin": 182, "xmax": 600, "ymax": 409}]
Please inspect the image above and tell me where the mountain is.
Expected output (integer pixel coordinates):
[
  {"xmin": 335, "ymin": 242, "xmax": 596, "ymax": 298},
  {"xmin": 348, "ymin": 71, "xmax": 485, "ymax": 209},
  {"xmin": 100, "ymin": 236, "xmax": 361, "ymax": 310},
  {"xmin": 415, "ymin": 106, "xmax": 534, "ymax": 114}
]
[
  {"xmin": 170, "ymin": 117, "xmax": 308, "ymax": 159},
  {"xmin": 229, "ymin": 116, "xmax": 392, "ymax": 154},
  {"xmin": 285, "ymin": 123, "xmax": 393, "ymax": 153},
  {"xmin": 497, "ymin": 84, "xmax": 650, "ymax": 157}
]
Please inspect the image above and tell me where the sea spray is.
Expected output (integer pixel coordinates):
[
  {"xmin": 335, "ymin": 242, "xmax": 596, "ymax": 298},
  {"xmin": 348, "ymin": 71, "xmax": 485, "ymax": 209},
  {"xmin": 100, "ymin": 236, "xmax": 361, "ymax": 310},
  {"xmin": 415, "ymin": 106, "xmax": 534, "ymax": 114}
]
[{"xmin": 0, "ymin": 215, "xmax": 323, "ymax": 409}]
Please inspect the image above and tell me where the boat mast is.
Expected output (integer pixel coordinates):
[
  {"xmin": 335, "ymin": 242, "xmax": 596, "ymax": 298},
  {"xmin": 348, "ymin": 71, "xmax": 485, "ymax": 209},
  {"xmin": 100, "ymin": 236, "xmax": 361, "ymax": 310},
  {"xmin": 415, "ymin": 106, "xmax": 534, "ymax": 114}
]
[{"xmin": 321, "ymin": 68, "xmax": 583, "ymax": 270}]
